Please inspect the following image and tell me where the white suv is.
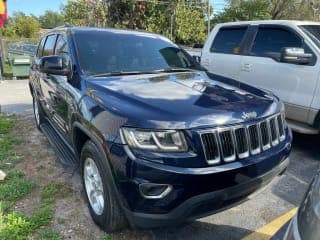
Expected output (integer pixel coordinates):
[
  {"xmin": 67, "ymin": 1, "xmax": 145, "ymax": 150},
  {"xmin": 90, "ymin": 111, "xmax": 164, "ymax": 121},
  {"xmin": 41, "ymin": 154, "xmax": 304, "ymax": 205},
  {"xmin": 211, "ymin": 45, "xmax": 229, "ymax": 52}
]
[{"xmin": 201, "ymin": 20, "xmax": 320, "ymax": 134}]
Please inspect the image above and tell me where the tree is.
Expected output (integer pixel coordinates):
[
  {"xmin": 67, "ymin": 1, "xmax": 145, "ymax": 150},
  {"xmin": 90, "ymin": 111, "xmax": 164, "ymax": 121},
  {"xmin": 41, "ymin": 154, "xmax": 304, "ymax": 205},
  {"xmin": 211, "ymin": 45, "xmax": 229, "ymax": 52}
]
[
  {"xmin": 1, "ymin": 12, "xmax": 40, "ymax": 38},
  {"xmin": 175, "ymin": 1, "xmax": 207, "ymax": 44},
  {"xmin": 212, "ymin": 0, "xmax": 271, "ymax": 24},
  {"xmin": 39, "ymin": 10, "xmax": 64, "ymax": 29},
  {"xmin": 145, "ymin": 1, "xmax": 175, "ymax": 38},
  {"xmin": 227, "ymin": 0, "xmax": 318, "ymax": 21},
  {"xmin": 227, "ymin": 0, "xmax": 241, "ymax": 6},
  {"xmin": 61, "ymin": 0, "xmax": 208, "ymax": 45},
  {"xmin": 62, "ymin": 0, "xmax": 108, "ymax": 27},
  {"xmin": 269, "ymin": 0, "xmax": 317, "ymax": 20},
  {"xmin": 14, "ymin": 13, "xmax": 40, "ymax": 38}
]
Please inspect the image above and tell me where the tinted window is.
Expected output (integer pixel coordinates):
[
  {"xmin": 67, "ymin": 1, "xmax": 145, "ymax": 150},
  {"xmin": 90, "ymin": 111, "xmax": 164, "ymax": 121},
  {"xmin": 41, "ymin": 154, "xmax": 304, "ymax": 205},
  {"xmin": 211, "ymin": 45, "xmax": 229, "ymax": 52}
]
[
  {"xmin": 300, "ymin": 25, "xmax": 320, "ymax": 49},
  {"xmin": 210, "ymin": 27, "xmax": 247, "ymax": 54},
  {"xmin": 74, "ymin": 31, "xmax": 198, "ymax": 75},
  {"xmin": 55, "ymin": 35, "xmax": 70, "ymax": 68},
  {"xmin": 37, "ymin": 37, "xmax": 46, "ymax": 57},
  {"xmin": 251, "ymin": 28, "xmax": 302, "ymax": 56},
  {"xmin": 43, "ymin": 35, "xmax": 57, "ymax": 57}
]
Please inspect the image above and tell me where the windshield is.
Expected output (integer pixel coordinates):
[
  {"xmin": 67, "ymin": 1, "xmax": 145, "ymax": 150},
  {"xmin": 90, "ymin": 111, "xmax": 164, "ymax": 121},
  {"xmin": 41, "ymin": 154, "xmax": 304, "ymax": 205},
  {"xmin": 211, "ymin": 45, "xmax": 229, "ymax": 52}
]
[
  {"xmin": 73, "ymin": 30, "xmax": 199, "ymax": 76},
  {"xmin": 299, "ymin": 25, "xmax": 320, "ymax": 49}
]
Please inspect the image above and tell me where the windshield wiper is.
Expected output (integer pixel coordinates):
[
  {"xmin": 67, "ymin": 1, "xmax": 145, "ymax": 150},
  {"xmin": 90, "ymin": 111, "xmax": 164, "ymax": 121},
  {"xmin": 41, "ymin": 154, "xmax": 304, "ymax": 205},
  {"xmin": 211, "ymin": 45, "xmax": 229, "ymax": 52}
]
[
  {"xmin": 93, "ymin": 68, "xmax": 195, "ymax": 77},
  {"xmin": 152, "ymin": 67, "xmax": 195, "ymax": 73},
  {"xmin": 93, "ymin": 71, "xmax": 145, "ymax": 77}
]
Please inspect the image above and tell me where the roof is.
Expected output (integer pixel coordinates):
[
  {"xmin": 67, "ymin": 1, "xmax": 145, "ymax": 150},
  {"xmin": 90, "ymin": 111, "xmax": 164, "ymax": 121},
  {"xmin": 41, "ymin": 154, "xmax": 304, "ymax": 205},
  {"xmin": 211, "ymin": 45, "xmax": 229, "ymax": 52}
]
[
  {"xmin": 49, "ymin": 26, "xmax": 164, "ymax": 39},
  {"xmin": 216, "ymin": 20, "xmax": 320, "ymax": 27}
]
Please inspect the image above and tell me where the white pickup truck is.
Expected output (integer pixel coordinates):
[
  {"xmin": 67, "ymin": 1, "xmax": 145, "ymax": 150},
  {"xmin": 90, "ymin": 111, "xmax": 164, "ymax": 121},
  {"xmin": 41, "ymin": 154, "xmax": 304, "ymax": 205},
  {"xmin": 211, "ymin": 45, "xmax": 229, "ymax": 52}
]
[{"xmin": 201, "ymin": 20, "xmax": 320, "ymax": 134}]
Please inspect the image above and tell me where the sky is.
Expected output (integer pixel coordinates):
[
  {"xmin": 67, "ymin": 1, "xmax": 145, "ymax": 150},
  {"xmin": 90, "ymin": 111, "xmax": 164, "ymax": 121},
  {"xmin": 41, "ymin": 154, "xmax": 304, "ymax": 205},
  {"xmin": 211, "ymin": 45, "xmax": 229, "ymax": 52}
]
[
  {"xmin": 8, "ymin": 0, "xmax": 227, "ymax": 17},
  {"xmin": 8, "ymin": 0, "xmax": 68, "ymax": 16}
]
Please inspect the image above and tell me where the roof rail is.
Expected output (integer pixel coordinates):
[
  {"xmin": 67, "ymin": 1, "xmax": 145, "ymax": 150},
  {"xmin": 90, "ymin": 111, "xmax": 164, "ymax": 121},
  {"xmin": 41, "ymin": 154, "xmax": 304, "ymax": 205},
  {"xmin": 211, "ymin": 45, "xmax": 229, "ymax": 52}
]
[{"xmin": 54, "ymin": 24, "xmax": 74, "ymax": 29}]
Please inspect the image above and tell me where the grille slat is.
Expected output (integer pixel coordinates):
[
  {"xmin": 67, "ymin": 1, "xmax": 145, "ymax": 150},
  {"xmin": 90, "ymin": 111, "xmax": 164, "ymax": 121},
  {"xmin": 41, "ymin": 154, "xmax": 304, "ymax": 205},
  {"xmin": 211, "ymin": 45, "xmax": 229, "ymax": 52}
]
[
  {"xmin": 200, "ymin": 132, "xmax": 220, "ymax": 164},
  {"xmin": 269, "ymin": 117, "xmax": 279, "ymax": 146},
  {"xmin": 260, "ymin": 121, "xmax": 271, "ymax": 150},
  {"xmin": 248, "ymin": 124, "xmax": 261, "ymax": 154},
  {"xmin": 218, "ymin": 130, "xmax": 236, "ymax": 162},
  {"xmin": 234, "ymin": 128, "xmax": 249, "ymax": 158},
  {"xmin": 277, "ymin": 115, "xmax": 285, "ymax": 141},
  {"xmin": 200, "ymin": 114, "xmax": 286, "ymax": 165}
]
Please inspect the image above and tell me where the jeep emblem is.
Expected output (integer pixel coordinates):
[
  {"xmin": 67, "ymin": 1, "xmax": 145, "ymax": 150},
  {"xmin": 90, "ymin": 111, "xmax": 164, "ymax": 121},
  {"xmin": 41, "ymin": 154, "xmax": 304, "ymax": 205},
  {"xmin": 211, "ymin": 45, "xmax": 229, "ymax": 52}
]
[{"xmin": 242, "ymin": 111, "xmax": 257, "ymax": 120}]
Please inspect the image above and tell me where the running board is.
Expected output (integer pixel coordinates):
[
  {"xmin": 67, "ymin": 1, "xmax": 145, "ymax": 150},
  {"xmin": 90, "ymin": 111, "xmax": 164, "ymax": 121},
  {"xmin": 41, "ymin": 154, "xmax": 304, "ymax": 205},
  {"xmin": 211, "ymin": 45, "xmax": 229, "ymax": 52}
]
[{"xmin": 40, "ymin": 123, "xmax": 78, "ymax": 166}]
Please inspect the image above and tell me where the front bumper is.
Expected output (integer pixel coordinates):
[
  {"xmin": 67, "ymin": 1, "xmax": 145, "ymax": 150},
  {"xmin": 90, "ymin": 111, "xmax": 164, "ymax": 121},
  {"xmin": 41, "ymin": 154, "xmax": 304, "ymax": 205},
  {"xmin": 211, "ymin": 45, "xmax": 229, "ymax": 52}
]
[
  {"xmin": 125, "ymin": 157, "xmax": 289, "ymax": 228},
  {"xmin": 109, "ymin": 127, "xmax": 292, "ymax": 228}
]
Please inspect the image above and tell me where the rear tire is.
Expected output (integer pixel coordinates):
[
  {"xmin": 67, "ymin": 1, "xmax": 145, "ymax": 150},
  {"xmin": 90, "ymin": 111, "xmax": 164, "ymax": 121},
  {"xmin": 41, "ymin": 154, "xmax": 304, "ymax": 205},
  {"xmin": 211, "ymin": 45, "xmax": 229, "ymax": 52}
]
[
  {"xmin": 81, "ymin": 140, "xmax": 127, "ymax": 232},
  {"xmin": 33, "ymin": 98, "xmax": 45, "ymax": 130}
]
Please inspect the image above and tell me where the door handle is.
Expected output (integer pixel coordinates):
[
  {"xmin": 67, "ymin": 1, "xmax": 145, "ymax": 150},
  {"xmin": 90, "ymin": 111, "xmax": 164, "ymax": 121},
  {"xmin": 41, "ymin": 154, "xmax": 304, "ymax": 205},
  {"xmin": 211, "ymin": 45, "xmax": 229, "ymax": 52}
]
[
  {"xmin": 43, "ymin": 77, "xmax": 50, "ymax": 83},
  {"xmin": 241, "ymin": 63, "xmax": 252, "ymax": 72},
  {"xmin": 202, "ymin": 58, "xmax": 210, "ymax": 66}
]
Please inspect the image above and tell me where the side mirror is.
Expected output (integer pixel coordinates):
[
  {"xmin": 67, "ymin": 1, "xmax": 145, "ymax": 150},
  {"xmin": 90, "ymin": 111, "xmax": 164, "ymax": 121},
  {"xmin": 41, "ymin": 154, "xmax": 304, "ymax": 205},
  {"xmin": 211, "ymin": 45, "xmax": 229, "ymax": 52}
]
[
  {"xmin": 280, "ymin": 47, "xmax": 313, "ymax": 65},
  {"xmin": 193, "ymin": 43, "xmax": 204, "ymax": 49},
  {"xmin": 192, "ymin": 55, "xmax": 201, "ymax": 63},
  {"xmin": 39, "ymin": 56, "xmax": 69, "ymax": 75}
]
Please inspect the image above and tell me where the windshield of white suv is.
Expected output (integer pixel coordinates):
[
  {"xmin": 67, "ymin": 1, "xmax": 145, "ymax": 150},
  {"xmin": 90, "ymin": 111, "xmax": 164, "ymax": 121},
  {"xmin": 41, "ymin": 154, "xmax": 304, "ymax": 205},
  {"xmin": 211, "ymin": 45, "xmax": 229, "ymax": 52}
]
[
  {"xmin": 300, "ymin": 25, "xmax": 320, "ymax": 49},
  {"xmin": 73, "ymin": 30, "xmax": 200, "ymax": 76}
]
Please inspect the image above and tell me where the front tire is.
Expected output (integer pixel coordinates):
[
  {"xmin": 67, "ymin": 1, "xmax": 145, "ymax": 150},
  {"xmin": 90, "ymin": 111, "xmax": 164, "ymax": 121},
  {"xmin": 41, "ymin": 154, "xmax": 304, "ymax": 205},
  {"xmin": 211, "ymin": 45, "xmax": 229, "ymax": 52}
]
[{"xmin": 81, "ymin": 140, "xmax": 127, "ymax": 232}]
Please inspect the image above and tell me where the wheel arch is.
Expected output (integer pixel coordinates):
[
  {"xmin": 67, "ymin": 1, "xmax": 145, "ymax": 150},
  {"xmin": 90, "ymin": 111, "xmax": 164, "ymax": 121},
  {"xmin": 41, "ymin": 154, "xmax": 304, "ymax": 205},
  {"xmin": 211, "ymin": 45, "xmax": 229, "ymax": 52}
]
[
  {"xmin": 72, "ymin": 121, "xmax": 129, "ymax": 219},
  {"xmin": 72, "ymin": 122, "xmax": 105, "ymax": 159}
]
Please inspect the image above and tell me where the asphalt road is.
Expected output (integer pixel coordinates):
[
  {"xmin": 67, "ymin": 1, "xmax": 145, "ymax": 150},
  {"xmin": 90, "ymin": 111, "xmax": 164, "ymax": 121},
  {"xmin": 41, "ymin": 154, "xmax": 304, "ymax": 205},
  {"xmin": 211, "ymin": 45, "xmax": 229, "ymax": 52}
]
[{"xmin": 1, "ymin": 79, "xmax": 319, "ymax": 240}]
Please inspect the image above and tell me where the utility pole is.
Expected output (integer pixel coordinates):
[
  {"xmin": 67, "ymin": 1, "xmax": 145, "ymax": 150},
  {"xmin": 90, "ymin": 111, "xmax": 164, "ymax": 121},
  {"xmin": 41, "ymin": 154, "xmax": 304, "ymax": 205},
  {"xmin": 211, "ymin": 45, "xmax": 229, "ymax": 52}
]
[
  {"xmin": 208, "ymin": 0, "xmax": 211, "ymax": 36},
  {"xmin": 310, "ymin": 1, "xmax": 319, "ymax": 20}
]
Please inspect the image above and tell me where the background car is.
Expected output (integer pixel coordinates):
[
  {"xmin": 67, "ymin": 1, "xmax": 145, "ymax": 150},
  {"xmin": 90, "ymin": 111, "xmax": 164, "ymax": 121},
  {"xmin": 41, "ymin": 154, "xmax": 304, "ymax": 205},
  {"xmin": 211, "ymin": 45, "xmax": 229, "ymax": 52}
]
[
  {"xmin": 284, "ymin": 167, "xmax": 320, "ymax": 240},
  {"xmin": 201, "ymin": 20, "xmax": 320, "ymax": 135}
]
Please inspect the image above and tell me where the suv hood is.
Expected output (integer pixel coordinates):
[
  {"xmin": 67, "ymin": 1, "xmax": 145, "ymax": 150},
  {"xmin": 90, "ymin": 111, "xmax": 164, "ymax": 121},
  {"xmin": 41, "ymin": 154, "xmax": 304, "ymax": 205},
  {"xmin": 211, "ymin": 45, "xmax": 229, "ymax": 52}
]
[{"xmin": 86, "ymin": 71, "xmax": 280, "ymax": 129}]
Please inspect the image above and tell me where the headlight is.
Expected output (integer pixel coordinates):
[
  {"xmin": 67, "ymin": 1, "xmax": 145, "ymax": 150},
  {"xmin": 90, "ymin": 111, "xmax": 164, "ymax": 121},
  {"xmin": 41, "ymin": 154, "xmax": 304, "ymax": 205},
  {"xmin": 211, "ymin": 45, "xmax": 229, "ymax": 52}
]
[{"xmin": 121, "ymin": 128, "xmax": 188, "ymax": 152}]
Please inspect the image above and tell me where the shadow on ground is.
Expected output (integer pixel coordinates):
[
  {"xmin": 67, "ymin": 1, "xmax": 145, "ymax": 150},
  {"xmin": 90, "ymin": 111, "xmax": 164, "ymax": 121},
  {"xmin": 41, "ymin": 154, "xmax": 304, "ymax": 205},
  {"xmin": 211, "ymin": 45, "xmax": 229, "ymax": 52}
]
[
  {"xmin": 149, "ymin": 221, "xmax": 260, "ymax": 240},
  {"xmin": 272, "ymin": 132, "xmax": 320, "ymax": 206}
]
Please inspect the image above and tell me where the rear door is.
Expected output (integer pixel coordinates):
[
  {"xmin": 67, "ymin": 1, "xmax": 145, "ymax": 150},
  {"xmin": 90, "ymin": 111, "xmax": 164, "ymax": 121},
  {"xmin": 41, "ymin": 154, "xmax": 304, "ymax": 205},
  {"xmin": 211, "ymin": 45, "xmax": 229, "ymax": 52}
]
[
  {"xmin": 201, "ymin": 25, "xmax": 248, "ymax": 79},
  {"xmin": 238, "ymin": 25, "xmax": 319, "ymax": 123}
]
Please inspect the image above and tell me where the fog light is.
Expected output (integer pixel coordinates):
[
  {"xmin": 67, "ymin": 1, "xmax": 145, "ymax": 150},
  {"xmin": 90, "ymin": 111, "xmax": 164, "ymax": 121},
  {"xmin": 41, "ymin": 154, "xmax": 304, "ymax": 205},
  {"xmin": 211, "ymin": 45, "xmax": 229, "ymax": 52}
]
[{"xmin": 139, "ymin": 183, "xmax": 172, "ymax": 199}]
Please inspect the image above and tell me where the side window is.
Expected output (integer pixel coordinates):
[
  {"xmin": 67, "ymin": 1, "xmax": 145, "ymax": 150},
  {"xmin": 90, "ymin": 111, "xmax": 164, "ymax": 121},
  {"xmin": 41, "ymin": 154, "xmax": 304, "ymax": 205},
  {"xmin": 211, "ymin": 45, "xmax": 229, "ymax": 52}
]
[
  {"xmin": 43, "ymin": 34, "xmax": 57, "ymax": 57},
  {"xmin": 36, "ymin": 37, "xmax": 46, "ymax": 58},
  {"xmin": 251, "ymin": 28, "xmax": 302, "ymax": 57},
  {"xmin": 55, "ymin": 35, "xmax": 70, "ymax": 68},
  {"xmin": 210, "ymin": 27, "xmax": 247, "ymax": 54}
]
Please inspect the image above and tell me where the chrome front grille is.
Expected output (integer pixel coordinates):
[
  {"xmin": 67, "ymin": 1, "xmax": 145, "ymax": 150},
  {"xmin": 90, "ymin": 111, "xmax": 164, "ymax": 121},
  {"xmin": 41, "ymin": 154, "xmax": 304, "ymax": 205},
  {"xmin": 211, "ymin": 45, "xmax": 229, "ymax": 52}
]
[
  {"xmin": 200, "ymin": 114, "xmax": 286, "ymax": 165},
  {"xmin": 218, "ymin": 130, "xmax": 236, "ymax": 162}
]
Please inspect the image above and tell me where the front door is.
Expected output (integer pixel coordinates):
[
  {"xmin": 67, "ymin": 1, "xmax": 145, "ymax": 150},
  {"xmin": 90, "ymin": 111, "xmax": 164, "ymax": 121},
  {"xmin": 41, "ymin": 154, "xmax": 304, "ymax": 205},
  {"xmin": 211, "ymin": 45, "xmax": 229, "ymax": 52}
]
[
  {"xmin": 38, "ymin": 34, "xmax": 58, "ymax": 121},
  {"xmin": 239, "ymin": 26, "xmax": 319, "ymax": 123}
]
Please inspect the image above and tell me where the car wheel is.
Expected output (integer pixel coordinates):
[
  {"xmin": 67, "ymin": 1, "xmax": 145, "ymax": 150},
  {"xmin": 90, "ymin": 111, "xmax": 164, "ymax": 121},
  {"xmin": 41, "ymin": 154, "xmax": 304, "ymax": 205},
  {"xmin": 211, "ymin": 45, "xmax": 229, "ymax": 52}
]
[
  {"xmin": 81, "ymin": 140, "xmax": 127, "ymax": 232},
  {"xmin": 33, "ymin": 98, "xmax": 44, "ymax": 130}
]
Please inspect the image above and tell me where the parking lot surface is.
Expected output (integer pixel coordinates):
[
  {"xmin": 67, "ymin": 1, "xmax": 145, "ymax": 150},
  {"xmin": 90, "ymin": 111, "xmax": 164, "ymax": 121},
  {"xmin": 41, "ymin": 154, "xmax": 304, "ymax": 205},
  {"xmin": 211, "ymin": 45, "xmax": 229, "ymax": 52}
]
[
  {"xmin": 0, "ymin": 79, "xmax": 33, "ymax": 114},
  {"xmin": 1, "ymin": 79, "xmax": 319, "ymax": 239}
]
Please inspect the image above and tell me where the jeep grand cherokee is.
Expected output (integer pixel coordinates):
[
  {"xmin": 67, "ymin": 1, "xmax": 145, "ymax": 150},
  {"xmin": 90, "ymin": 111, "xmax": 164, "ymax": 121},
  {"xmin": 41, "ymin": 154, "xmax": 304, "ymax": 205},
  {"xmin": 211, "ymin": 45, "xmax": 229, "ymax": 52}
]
[{"xmin": 29, "ymin": 27, "xmax": 292, "ymax": 232}]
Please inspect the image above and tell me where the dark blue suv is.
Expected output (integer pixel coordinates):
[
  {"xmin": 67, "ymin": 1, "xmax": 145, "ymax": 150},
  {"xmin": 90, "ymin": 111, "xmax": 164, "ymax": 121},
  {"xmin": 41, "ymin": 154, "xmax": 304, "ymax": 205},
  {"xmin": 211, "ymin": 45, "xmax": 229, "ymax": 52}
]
[{"xmin": 29, "ymin": 27, "xmax": 292, "ymax": 232}]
